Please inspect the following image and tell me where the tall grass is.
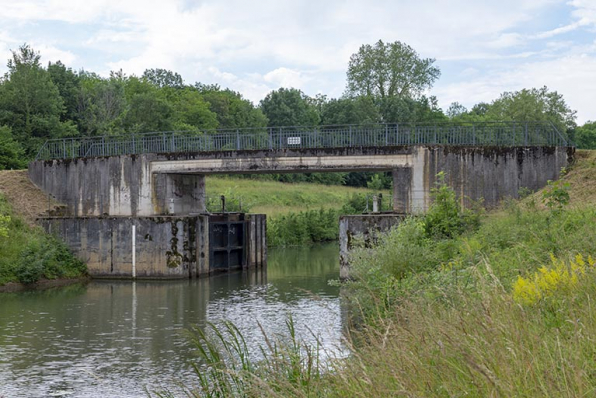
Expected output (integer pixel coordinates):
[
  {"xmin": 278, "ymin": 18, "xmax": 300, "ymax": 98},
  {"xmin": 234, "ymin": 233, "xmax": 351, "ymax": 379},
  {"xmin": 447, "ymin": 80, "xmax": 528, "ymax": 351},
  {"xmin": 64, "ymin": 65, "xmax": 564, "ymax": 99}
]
[
  {"xmin": 152, "ymin": 317, "xmax": 327, "ymax": 398},
  {"xmin": 166, "ymin": 159, "xmax": 596, "ymax": 397}
]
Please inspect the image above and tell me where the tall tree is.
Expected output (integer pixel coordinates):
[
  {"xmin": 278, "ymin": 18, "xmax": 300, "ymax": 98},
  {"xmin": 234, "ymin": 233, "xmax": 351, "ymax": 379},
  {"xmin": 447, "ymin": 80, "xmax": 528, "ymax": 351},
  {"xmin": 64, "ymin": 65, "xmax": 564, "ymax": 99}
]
[
  {"xmin": 47, "ymin": 61, "xmax": 81, "ymax": 123},
  {"xmin": 0, "ymin": 44, "xmax": 76, "ymax": 156},
  {"xmin": 346, "ymin": 40, "xmax": 440, "ymax": 99},
  {"xmin": 259, "ymin": 88, "xmax": 319, "ymax": 126}
]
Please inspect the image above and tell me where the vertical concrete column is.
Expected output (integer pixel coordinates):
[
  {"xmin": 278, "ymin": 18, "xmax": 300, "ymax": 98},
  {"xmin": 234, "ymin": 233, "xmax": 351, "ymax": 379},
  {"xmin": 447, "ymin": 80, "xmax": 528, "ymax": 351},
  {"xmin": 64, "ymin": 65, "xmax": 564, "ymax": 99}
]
[
  {"xmin": 392, "ymin": 167, "xmax": 412, "ymax": 214},
  {"xmin": 196, "ymin": 215, "xmax": 210, "ymax": 276},
  {"xmin": 165, "ymin": 174, "xmax": 206, "ymax": 215},
  {"xmin": 246, "ymin": 214, "xmax": 267, "ymax": 268}
]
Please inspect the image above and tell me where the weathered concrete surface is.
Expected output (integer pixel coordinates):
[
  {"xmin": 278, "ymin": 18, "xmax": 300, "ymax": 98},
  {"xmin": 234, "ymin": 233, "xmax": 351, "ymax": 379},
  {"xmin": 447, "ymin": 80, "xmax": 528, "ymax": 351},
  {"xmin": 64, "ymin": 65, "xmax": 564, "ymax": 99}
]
[
  {"xmin": 29, "ymin": 146, "xmax": 573, "ymax": 217},
  {"xmin": 247, "ymin": 214, "xmax": 267, "ymax": 269},
  {"xmin": 339, "ymin": 214, "xmax": 404, "ymax": 280},
  {"xmin": 40, "ymin": 214, "xmax": 266, "ymax": 279},
  {"xmin": 40, "ymin": 216, "xmax": 195, "ymax": 278}
]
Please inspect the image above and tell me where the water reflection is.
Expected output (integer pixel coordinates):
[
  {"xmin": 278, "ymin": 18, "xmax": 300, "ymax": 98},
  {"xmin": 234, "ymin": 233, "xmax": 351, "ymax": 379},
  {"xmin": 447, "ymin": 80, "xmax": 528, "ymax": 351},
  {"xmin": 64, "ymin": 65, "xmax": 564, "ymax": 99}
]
[{"xmin": 0, "ymin": 243, "xmax": 342, "ymax": 397}]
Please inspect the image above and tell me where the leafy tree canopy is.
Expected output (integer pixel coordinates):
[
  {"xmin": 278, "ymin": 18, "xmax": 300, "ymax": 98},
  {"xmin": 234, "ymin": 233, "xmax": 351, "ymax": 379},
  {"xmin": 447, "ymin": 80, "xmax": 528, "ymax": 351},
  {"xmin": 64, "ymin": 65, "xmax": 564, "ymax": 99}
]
[
  {"xmin": 573, "ymin": 121, "xmax": 596, "ymax": 149},
  {"xmin": 259, "ymin": 88, "xmax": 319, "ymax": 127},
  {"xmin": 346, "ymin": 40, "xmax": 440, "ymax": 99}
]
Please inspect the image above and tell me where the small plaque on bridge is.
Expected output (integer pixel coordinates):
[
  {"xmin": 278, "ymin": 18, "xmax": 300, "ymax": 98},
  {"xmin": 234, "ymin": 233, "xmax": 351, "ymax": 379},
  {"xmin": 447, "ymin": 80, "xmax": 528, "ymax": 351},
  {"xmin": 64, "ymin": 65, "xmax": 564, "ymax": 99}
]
[{"xmin": 287, "ymin": 137, "xmax": 301, "ymax": 145}]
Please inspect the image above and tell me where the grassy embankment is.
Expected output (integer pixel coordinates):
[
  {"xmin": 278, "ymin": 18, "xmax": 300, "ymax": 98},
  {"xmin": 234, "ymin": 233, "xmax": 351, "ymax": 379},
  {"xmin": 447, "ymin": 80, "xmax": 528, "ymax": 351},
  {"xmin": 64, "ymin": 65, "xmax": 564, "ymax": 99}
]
[
  {"xmin": 169, "ymin": 150, "xmax": 596, "ymax": 397},
  {"xmin": 206, "ymin": 176, "xmax": 391, "ymax": 246},
  {"xmin": 0, "ymin": 171, "xmax": 86, "ymax": 287}
]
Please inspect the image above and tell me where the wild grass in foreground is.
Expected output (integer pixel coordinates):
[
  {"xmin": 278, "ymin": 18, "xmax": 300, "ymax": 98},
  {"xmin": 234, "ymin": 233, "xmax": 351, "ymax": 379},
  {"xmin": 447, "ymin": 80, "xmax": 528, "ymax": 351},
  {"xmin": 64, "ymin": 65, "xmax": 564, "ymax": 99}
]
[{"xmin": 164, "ymin": 160, "xmax": 596, "ymax": 397}]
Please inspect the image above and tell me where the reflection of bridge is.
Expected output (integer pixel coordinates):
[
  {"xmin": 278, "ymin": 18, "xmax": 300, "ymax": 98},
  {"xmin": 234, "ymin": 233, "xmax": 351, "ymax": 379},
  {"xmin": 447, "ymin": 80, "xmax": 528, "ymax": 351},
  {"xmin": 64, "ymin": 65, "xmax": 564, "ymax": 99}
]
[{"xmin": 35, "ymin": 122, "xmax": 569, "ymax": 160}]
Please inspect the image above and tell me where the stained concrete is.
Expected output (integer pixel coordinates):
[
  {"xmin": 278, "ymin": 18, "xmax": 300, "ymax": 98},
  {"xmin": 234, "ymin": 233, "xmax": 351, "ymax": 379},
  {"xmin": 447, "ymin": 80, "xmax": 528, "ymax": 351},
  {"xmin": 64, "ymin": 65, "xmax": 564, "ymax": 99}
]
[
  {"xmin": 39, "ymin": 214, "xmax": 266, "ymax": 279},
  {"xmin": 29, "ymin": 146, "xmax": 573, "ymax": 218}
]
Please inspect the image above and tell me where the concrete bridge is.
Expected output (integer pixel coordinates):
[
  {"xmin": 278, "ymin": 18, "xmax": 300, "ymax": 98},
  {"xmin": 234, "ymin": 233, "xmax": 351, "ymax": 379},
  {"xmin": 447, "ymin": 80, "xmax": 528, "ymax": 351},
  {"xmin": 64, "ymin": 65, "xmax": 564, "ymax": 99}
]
[
  {"xmin": 30, "ymin": 122, "xmax": 572, "ymax": 217},
  {"xmin": 28, "ymin": 122, "xmax": 574, "ymax": 279}
]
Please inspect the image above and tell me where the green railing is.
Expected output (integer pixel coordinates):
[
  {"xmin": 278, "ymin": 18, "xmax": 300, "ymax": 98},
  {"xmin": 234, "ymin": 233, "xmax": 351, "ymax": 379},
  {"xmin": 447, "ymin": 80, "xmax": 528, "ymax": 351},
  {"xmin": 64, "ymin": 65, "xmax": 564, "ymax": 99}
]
[{"xmin": 35, "ymin": 122, "xmax": 571, "ymax": 161}]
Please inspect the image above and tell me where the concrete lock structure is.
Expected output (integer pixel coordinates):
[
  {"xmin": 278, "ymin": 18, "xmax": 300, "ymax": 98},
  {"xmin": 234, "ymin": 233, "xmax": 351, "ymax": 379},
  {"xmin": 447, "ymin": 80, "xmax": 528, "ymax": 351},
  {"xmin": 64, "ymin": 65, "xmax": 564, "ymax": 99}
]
[{"xmin": 29, "ymin": 144, "xmax": 573, "ymax": 279}]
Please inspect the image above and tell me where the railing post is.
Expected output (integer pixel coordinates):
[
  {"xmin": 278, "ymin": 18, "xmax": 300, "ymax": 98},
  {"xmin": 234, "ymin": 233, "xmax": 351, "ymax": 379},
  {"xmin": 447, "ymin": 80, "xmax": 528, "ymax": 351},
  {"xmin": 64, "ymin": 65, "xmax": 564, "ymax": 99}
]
[
  {"xmin": 171, "ymin": 132, "xmax": 175, "ymax": 152},
  {"xmin": 524, "ymin": 123, "xmax": 528, "ymax": 146},
  {"xmin": 349, "ymin": 125, "xmax": 352, "ymax": 147},
  {"xmin": 434, "ymin": 124, "xmax": 437, "ymax": 144},
  {"xmin": 132, "ymin": 134, "xmax": 136, "ymax": 154},
  {"xmin": 279, "ymin": 127, "xmax": 282, "ymax": 149},
  {"xmin": 236, "ymin": 129, "xmax": 240, "ymax": 150},
  {"xmin": 268, "ymin": 128, "xmax": 272, "ymax": 150},
  {"xmin": 162, "ymin": 132, "xmax": 166, "ymax": 152},
  {"xmin": 63, "ymin": 140, "xmax": 66, "ymax": 159},
  {"xmin": 385, "ymin": 124, "xmax": 388, "ymax": 145},
  {"xmin": 472, "ymin": 124, "xmax": 476, "ymax": 145}
]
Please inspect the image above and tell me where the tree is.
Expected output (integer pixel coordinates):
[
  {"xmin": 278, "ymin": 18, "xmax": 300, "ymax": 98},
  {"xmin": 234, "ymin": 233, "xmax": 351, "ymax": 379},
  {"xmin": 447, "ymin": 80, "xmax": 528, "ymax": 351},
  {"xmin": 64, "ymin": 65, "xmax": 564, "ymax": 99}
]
[
  {"xmin": 379, "ymin": 95, "xmax": 447, "ymax": 124},
  {"xmin": 75, "ymin": 72, "xmax": 127, "ymax": 136},
  {"xmin": 320, "ymin": 96, "xmax": 380, "ymax": 125},
  {"xmin": 446, "ymin": 102, "xmax": 468, "ymax": 119},
  {"xmin": 573, "ymin": 121, "xmax": 596, "ymax": 149},
  {"xmin": 0, "ymin": 126, "xmax": 26, "ymax": 169},
  {"xmin": 142, "ymin": 68, "xmax": 184, "ymax": 89},
  {"xmin": 346, "ymin": 40, "xmax": 440, "ymax": 99},
  {"xmin": 47, "ymin": 61, "xmax": 81, "ymax": 123},
  {"xmin": 259, "ymin": 88, "xmax": 319, "ymax": 126},
  {"xmin": 169, "ymin": 87, "xmax": 218, "ymax": 131},
  {"xmin": 0, "ymin": 44, "xmax": 76, "ymax": 155},
  {"xmin": 486, "ymin": 86, "xmax": 576, "ymax": 133},
  {"xmin": 200, "ymin": 88, "xmax": 268, "ymax": 129}
]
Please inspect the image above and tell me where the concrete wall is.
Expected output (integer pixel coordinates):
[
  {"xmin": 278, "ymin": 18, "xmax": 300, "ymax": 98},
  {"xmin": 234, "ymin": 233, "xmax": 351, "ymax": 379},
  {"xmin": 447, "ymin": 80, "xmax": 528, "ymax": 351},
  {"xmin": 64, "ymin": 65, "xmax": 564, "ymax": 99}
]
[
  {"xmin": 29, "ymin": 146, "xmax": 573, "ymax": 217},
  {"xmin": 339, "ymin": 214, "xmax": 404, "ymax": 280},
  {"xmin": 424, "ymin": 146, "xmax": 572, "ymax": 210},
  {"xmin": 40, "ymin": 216, "xmax": 196, "ymax": 278},
  {"xmin": 40, "ymin": 214, "xmax": 266, "ymax": 279}
]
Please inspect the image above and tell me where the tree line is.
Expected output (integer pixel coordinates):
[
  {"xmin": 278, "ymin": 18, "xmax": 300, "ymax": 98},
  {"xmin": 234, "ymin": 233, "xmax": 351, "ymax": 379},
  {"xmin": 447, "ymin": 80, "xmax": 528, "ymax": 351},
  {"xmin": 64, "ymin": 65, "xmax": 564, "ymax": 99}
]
[{"xmin": 0, "ymin": 40, "xmax": 593, "ymax": 178}]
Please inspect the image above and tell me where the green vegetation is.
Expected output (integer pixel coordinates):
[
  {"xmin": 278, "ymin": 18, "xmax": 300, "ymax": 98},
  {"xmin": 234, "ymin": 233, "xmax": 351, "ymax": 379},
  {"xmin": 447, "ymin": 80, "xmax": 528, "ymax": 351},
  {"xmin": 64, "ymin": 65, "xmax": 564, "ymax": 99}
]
[
  {"xmin": 177, "ymin": 151, "xmax": 596, "ymax": 397},
  {"xmin": 0, "ymin": 194, "xmax": 86, "ymax": 286},
  {"xmin": 206, "ymin": 175, "xmax": 391, "ymax": 246}
]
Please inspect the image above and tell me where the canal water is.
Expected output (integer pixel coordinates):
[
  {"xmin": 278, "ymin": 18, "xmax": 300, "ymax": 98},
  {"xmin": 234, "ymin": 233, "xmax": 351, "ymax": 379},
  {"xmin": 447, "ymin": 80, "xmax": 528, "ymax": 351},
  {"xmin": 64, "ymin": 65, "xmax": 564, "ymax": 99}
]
[{"xmin": 0, "ymin": 244, "xmax": 344, "ymax": 398}]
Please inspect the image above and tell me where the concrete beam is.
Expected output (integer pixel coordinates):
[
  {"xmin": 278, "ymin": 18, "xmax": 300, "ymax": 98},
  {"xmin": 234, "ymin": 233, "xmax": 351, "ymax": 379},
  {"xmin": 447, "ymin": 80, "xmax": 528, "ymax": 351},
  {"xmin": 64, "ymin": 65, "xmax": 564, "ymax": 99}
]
[{"xmin": 150, "ymin": 154, "xmax": 413, "ymax": 175}]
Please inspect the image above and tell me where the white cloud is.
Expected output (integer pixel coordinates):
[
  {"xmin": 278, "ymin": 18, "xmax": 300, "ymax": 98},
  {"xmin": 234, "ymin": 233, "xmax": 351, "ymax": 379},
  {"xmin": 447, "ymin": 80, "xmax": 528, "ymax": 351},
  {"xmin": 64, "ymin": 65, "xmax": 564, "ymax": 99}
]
[
  {"xmin": 0, "ymin": 0, "xmax": 594, "ymax": 123},
  {"xmin": 435, "ymin": 54, "xmax": 596, "ymax": 124}
]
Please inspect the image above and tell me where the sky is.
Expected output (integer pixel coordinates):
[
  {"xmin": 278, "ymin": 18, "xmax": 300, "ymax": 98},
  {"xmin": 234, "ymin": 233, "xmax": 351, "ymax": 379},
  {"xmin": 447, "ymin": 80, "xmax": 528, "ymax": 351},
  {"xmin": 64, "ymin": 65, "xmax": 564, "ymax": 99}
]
[{"xmin": 0, "ymin": 0, "xmax": 594, "ymax": 124}]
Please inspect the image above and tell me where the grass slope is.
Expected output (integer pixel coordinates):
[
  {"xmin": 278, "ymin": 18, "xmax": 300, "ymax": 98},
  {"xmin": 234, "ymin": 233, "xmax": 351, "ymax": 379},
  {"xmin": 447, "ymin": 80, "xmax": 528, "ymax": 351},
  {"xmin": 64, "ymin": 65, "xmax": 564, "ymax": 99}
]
[
  {"xmin": 180, "ymin": 150, "xmax": 596, "ymax": 397},
  {"xmin": 206, "ymin": 176, "xmax": 389, "ymax": 216}
]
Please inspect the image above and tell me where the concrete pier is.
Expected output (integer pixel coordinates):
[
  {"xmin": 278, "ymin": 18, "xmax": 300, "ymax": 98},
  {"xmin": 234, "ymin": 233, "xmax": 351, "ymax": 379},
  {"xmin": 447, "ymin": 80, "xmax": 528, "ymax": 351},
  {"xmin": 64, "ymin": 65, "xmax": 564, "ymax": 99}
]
[{"xmin": 339, "ymin": 214, "xmax": 404, "ymax": 280}]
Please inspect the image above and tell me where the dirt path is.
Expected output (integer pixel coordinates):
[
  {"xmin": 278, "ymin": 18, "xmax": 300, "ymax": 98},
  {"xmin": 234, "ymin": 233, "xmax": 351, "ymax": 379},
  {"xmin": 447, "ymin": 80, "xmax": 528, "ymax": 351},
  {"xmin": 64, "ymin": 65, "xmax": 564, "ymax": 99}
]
[{"xmin": 0, "ymin": 170, "xmax": 62, "ymax": 226}]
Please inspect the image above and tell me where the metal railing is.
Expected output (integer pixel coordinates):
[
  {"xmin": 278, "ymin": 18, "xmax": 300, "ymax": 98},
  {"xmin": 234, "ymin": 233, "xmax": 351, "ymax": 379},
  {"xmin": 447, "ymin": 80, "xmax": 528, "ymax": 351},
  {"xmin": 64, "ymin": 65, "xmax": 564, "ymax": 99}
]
[{"xmin": 35, "ymin": 122, "xmax": 571, "ymax": 160}]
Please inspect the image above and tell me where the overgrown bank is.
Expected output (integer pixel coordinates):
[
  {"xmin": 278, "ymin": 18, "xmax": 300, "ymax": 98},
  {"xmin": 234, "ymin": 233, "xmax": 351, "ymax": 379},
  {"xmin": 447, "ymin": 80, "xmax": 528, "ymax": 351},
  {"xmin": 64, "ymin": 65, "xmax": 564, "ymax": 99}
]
[
  {"xmin": 169, "ymin": 151, "xmax": 596, "ymax": 397},
  {"xmin": 0, "ymin": 192, "xmax": 86, "ymax": 287}
]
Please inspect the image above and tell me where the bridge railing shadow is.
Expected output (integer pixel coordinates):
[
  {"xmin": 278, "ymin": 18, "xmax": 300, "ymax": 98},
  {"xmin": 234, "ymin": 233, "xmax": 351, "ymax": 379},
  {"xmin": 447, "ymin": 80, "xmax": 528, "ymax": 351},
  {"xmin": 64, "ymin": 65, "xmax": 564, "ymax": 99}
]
[{"xmin": 35, "ymin": 122, "xmax": 570, "ymax": 160}]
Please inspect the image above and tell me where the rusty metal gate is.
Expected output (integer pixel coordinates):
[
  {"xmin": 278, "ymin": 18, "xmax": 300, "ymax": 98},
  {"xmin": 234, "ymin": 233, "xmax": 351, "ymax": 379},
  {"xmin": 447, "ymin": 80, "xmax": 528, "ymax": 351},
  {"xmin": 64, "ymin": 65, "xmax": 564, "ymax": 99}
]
[{"xmin": 209, "ymin": 215, "xmax": 246, "ymax": 272}]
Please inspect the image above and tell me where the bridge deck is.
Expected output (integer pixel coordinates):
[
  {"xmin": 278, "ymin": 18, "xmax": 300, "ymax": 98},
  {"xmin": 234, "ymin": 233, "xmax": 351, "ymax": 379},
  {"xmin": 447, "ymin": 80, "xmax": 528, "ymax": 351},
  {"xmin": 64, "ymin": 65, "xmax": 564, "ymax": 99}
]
[{"xmin": 35, "ymin": 122, "xmax": 570, "ymax": 161}]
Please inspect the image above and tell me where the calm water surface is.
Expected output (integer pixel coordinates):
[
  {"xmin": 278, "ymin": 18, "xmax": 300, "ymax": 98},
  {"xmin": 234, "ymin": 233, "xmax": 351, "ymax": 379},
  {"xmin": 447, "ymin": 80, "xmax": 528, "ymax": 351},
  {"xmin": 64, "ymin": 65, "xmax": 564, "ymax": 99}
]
[{"xmin": 0, "ymin": 244, "xmax": 344, "ymax": 397}]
